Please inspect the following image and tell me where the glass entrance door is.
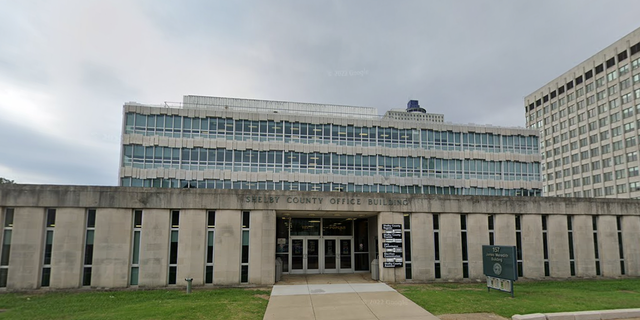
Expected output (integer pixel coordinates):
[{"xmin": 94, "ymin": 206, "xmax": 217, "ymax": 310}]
[
  {"xmin": 339, "ymin": 239, "xmax": 352, "ymax": 273},
  {"xmin": 290, "ymin": 237, "xmax": 320, "ymax": 274},
  {"xmin": 323, "ymin": 237, "xmax": 353, "ymax": 273}
]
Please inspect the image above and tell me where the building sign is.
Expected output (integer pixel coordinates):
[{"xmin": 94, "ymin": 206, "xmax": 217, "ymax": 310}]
[
  {"xmin": 482, "ymin": 245, "xmax": 517, "ymax": 297},
  {"xmin": 243, "ymin": 195, "xmax": 410, "ymax": 207},
  {"xmin": 382, "ymin": 224, "xmax": 403, "ymax": 268}
]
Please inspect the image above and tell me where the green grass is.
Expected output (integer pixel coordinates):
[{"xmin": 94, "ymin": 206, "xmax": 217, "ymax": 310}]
[
  {"xmin": 0, "ymin": 288, "xmax": 270, "ymax": 320},
  {"xmin": 396, "ymin": 278, "xmax": 640, "ymax": 317}
]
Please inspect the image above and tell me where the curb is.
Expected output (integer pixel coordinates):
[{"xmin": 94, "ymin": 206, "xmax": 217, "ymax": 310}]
[{"xmin": 512, "ymin": 309, "xmax": 640, "ymax": 320}]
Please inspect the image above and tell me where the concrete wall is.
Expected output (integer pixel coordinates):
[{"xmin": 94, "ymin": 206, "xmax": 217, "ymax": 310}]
[
  {"xmin": 50, "ymin": 208, "xmax": 85, "ymax": 288},
  {"xmin": 248, "ymin": 210, "xmax": 276, "ymax": 285},
  {"xmin": 213, "ymin": 210, "xmax": 242, "ymax": 285},
  {"xmin": 7, "ymin": 207, "xmax": 45, "ymax": 290},
  {"xmin": 377, "ymin": 212, "xmax": 405, "ymax": 283},
  {"xmin": 521, "ymin": 214, "xmax": 544, "ymax": 278},
  {"xmin": 138, "ymin": 209, "xmax": 170, "ymax": 287},
  {"xmin": 410, "ymin": 213, "xmax": 434, "ymax": 281},
  {"xmin": 467, "ymin": 214, "xmax": 489, "ymax": 279},
  {"xmin": 91, "ymin": 208, "xmax": 132, "ymax": 288},
  {"xmin": 2, "ymin": 185, "xmax": 640, "ymax": 290},
  {"xmin": 176, "ymin": 210, "xmax": 206, "ymax": 286}
]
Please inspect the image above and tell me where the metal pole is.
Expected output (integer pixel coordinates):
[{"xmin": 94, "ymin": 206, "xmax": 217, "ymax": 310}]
[{"xmin": 185, "ymin": 278, "xmax": 193, "ymax": 294}]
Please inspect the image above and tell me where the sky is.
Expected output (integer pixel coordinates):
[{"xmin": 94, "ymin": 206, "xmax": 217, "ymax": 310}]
[{"xmin": 2, "ymin": 0, "xmax": 640, "ymax": 186}]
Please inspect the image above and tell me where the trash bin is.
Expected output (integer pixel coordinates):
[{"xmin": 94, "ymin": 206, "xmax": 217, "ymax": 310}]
[
  {"xmin": 371, "ymin": 258, "xmax": 379, "ymax": 281},
  {"xmin": 275, "ymin": 257, "xmax": 283, "ymax": 282}
]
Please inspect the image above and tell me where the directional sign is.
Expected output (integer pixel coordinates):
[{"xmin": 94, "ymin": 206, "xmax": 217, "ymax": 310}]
[{"xmin": 382, "ymin": 224, "xmax": 404, "ymax": 268}]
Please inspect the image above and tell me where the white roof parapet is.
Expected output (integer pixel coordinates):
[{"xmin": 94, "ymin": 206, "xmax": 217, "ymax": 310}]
[{"xmin": 181, "ymin": 95, "xmax": 380, "ymax": 120}]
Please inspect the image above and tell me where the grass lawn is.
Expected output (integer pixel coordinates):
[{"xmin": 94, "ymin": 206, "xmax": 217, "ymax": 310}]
[
  {"xmin": 396, "ymin": 278, "xmax": 640, "ymax": 318},
  {"xmin": 0, "ymin": 287, "xmax": 270, "ymax": 320}
]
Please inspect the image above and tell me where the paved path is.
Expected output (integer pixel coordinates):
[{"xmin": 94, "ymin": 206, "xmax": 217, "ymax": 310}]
[{"xmin": 264, "ymin": 274, "xmax": 439, "ymax": 320}]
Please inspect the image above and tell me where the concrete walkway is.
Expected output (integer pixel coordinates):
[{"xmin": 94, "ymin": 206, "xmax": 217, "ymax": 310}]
[{"xmin": 264, "ymin": 274, "xmax": 439, "ymax": 320}]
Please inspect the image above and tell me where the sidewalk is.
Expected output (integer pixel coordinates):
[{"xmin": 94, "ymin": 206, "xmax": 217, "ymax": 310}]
[{"xmin": 264, "ymin": 274, "xmax": 439, "ymax": 320}]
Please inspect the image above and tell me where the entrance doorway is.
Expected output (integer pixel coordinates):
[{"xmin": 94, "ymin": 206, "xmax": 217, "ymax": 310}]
[
  {"xmin": 290, "ymin": 237, "xmax": 353, "ymax": 274},
  {"xmin": 276, "ymin": 217, "xmax": 370, "ymax": 275}
]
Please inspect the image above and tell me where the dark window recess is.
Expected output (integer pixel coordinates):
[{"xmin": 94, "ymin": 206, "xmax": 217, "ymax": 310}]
[
  {"xmin": 529, "ymin": 103, "xmax": 534, "ymax": 110},
  {"xmin": 618, "ymin": 50, "xmax": 628, "ymax": 62},
  {"xmin": 242, "ymin": 211, "xmax": 250, "ymax": 228},
  {"xmin": 171, "ymin": 210, "xmax": 180, "ymax": 227},
  {"xmin": 566, "ymin": 80, "xmax": 574, "ymax": 89},
  {"xmin": 631, "ymin": 42, "xmax": 640, "ymax": 56},
  {"xmin": 606, "ymin": 57, "xmax": 615, "ymax": 69},
  {"xmin": 575, "ymin": 76, "xmax": 583, "ymax": 85},
  {"xmin": 550, "ymin": 91, "xmax": 557, "ymax": 99},
  {"xmin": 536, "ymin": 99, "xmax": 542, "ymax": 106},
  {"xmin": 525, "ymin": 106, "xmax": 530, "ymax": 113},
  {"xmin": 558, "ymin": 86, "xmax": 565, "ymax": 94},
  {"xmin": 595, "ymin": 64, "xmax": 604, "ymax": 74},
  {"xmin": 585, "ymin": 70, "xmax": 593, "ymax": 80},
  {"xmin": 543, "ymin": 95, "xmax": 549, "ymax": 103}
]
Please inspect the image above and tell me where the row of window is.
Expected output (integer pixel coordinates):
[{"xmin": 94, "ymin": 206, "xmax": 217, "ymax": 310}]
[
  {"xmin": 547, "ymin": 180, "xmax": 640, "ymax": 196},
  {"xmin": 123, "ymin": 145, "xmax": 540, "ymax": 181},
  {"xmin": 528, "ymin": 46, "xmax": 640, "ymax": 111},
  {"xmin": 120, "ymin": 177, "xmax": 542, "ymax": 197},
  {"xmin": 536, "ymin": 99, "xmax": 640, "ymax": 140},
  {"xmin": 125, "ymin": 112, "xmax": 539, "ymax": 154},
  {"xmin": 530, "ymin": 71, "xmax": 640, "ymax": 123}
]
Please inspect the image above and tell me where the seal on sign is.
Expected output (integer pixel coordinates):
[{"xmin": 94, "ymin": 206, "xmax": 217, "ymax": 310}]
[{"xmin": 493, "ymin": 263, "xmax": 503, "ymax": 275}]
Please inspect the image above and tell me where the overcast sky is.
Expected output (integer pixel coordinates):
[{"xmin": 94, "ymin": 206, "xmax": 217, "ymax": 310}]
[{"xmin": 2, "ymin": 0, "xmax": 640, "ymax": 186}]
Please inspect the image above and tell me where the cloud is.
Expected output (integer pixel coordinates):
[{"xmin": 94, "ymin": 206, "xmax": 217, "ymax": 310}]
[{"xmin": 2, "ymin": 0, "xmax": 640, "ymax": 184}]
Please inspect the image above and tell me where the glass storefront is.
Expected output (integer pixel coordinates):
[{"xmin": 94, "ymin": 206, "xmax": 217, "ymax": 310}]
[{"xmin": 276, "ymin": 217, "xmax": 370, "ymax": 274}]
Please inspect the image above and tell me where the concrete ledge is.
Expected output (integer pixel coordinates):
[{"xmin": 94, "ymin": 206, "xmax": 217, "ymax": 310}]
[{"xmin": 512, "ymin": 309, "xmax": 640, "ymax": 320}]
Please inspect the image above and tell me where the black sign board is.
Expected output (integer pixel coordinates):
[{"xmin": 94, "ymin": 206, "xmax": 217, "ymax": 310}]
[
  {"xmin": 383, "ymin": 252, "xmax": 403, "ymax": 258},
  {"xmin": 382, "ymin": 233, "xmax": 402, "ymax": 239},
  {"xmin": 382, "ymin": 224, "xmax": 404, "ymax": 268},
  {"xmin": 383, "ymin": 242, "xmax": 402, "ymax": 249}
]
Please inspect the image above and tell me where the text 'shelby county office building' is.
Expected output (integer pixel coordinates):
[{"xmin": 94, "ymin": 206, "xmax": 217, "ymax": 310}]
[{"xmin": 0, "ymin": 96, "xmax": 638, "ymax": 291}]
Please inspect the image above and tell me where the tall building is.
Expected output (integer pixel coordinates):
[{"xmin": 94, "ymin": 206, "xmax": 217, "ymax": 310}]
[
  {"xmin": 525, "ymin": 27, "xmax": 640, "ymax": 198},
  {"xmin": 120, "ymin": 95, "xmax": 542, "ymax": 196}
]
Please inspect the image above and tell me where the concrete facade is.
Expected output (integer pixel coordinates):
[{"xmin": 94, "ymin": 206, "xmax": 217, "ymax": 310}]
[
  {"xmin": 525, "ymin": 26, "xmax": 640, "ymax": 199},
  {"xmin": 1, "ymin": 184, "xmax": 640, "ymax": 290}
]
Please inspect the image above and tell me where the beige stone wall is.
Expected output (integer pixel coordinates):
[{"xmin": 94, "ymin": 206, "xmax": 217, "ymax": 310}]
[
  {"xmin": 1, "ymin": 185, "xmax": 640, "ymax": 290},
  {"xmin": 410, "ymin": 213, "xmax": 434, "ymax": 281},
  {"xmin": 7, "ymin": 207, "xmax": 45, "ymax": 290},
  {"xmin": 213, "ymin": 210, "xmax": 242, "ymax": 285},
  {"xmin": 50, "ymin": 208, "xmax": 85, "ymax": 288},
  {"xmin": 138, "ymin": 209, "xmax": 170, "ymax": 287},
  {"xmin": 176, "ymin": 210, "xmax": 206, "ymax": 286},
  {"xmin": 91, "ymin": 208, "xmax": 132, "ymax": 288}
]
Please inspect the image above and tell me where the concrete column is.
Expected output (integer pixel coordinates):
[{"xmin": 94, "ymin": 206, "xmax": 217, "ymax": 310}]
[
  {"xmin": 622, "ymin": 216, "xmax": 640, "ymax": 276},
  {"xmin": 572, "ymin": 215, "xmax": 596, "ymax": 277},
  {"xmin": 494, "ymin": 214, "xmax": 516, "ymax": 246},
  {"xmin": 7, "ymin": 207, "xmax": 45, "ymax": 290},
  {"xmin": 439, "ymin": 213, "xmax": 463, "ymax": 280},
  {"xmin": 139, "ymin": 209, "xmax": 170, "ymax": 287},
  {"xmin": 377, "ymin": 212, "xmax": 405, "ymax": 283},
  {"xmin": 521, "ymin": 214, "xmax": 544, "ymax": 278},
  {"xmin": 467, "ymin": 214, "xmax": 489, "ymax": 279},
  {"xmin": 597, "ymin": 215, "xmax": 621, "ymax": 276},
  {"xmin": 213, "ymin": 210, "xmax": 242, "ymax": 285},
  {"xmin": 410, "ymin": 213, "xmax": 434, "ymax": 281},
  {"xmin": 248, "ymin": 210, "xmax": 276, "ymax": 285},
  {"xmin": 92, "ymin": 208, "xmax": 132, "ymax": 288},
  {"xmin": 547, "ymin": 215, "xmax": 570, "ymax": 278},
  {"xmin": 50, "ymin": 208, "xmax": 85, "ymax": 288},
  {"xmin": 177, "ymin": 210, "xmax": 206, "ymax": 286}
]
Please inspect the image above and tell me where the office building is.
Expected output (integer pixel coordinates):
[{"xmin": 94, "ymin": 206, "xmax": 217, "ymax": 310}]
[
  {"xmin": 120, "ymin": 95, "xmax": 542, "ymax": 196},
  {"xmin": 525, "ymin": 27, "xmax": 640, "ymax": 198}
]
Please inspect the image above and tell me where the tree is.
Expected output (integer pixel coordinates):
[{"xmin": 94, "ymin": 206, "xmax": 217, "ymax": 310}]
[{"xmin": 0, "ymin": 178, "xmax": 15, "ymax": 184}]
